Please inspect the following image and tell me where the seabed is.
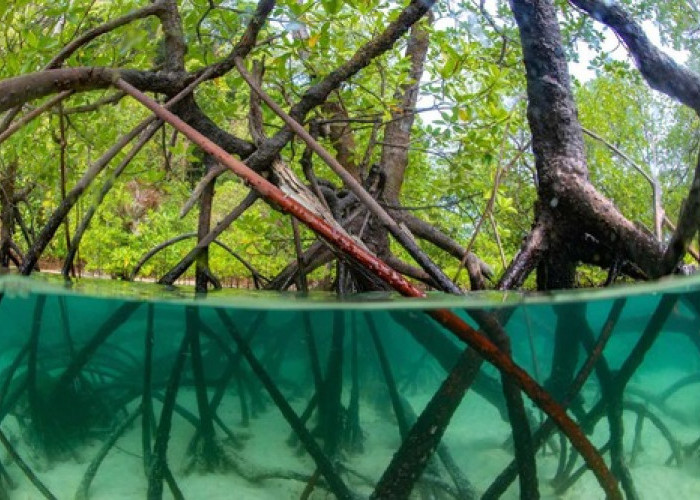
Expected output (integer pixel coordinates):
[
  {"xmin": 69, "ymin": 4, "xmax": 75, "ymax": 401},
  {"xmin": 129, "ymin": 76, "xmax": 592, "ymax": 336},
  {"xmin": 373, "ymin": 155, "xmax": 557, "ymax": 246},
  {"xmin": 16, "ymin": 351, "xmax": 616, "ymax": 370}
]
[{"xmin": 0, "ymin": 275, "xmax": 698, "ymax": 499}]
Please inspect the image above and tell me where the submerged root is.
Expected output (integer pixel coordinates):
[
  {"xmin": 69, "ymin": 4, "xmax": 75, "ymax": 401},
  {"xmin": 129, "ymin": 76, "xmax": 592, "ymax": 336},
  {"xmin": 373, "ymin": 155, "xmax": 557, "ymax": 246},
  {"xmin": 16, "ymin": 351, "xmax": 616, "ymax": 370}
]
[{"xmin": 183, "ymin": 435, "xmax": 239, "ymax": 475}]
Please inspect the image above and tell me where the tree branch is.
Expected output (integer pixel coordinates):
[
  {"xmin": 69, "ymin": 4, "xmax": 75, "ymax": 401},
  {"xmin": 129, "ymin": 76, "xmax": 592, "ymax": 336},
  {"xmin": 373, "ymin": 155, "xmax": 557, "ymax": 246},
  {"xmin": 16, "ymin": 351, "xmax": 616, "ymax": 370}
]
[
  {"xmin": 395, "ymin": 210, "xmax": 494, "ymax": 279},
  {"xmin": 497, "ymin": 213, "xmax": 549, "ymax": 290},
  {"xmin": 154, "ymin": 0, "xmax": 187, "ymax": 72},
  {"xmin": 0, "ymin": 90, "xmax": 73, "ymax": 146},
  {"xmin": 47, "ymin": 1, "xmax": 167, "ymax": 69},
  {"xmin": 570, "ymin": 0, "xmax": 700, "ymax": 112},
  {"xmin": 159, "ymin": 189, "xmax": 259, "ymax": 285},
  {"xmin": 235, "ymin": 54, "xmax": 463, "ymax": 294},
  {"xmin": 61, "ymin": 91, "xmax": 125, "ymax": 114},
  {"xmin": 202, "ymin": 0, "xmax": 277, "ymax": 80},
  {"xmin": 380, "ymin": 14, "xmax": 431, "ymax": 202},
  {"xmin": 243, "ymin": 0, "xmax": 438, "ymax": 173},
  {"xmin": 661, "ymin": 151, "xmax": 700, "ymax": 273},
  {"xmin": 20, "ymin": 68, "xmax": 215, "ymax": 274}
]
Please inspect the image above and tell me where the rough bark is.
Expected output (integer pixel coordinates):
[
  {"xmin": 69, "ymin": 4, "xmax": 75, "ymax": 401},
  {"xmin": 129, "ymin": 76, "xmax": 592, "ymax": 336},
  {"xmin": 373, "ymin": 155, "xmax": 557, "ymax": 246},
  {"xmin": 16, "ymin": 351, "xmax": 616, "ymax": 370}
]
[
  {"xmin": 380, "ymin": 16, "xmax": 431, "ymax": 203},
  {"xmin": 571, "ymin": 0, "xmax": 700, "ymax": 113},
  {"xmin": 195, "ymin": 156, "xmax": 216, "ymax": 292},
  {"xmin": 511, "ymin": 0, "xmax": 663, "ymax": 279},
  {"xmin": 0, "ymin": 162, "xmax": 17, "ymax": 268}
]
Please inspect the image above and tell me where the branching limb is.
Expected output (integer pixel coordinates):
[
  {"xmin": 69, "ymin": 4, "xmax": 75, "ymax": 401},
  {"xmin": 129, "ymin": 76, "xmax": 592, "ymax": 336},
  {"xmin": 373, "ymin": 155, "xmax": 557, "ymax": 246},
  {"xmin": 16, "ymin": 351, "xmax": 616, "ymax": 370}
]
[
  {"xmin": 661, "ymin": 151, "xmax": 700, "ymax": 273},
  {"xmin": 236, "ymin": 56, "xmax": 463, "ymax": 294},
  {"xmin": 242, "ymin": 0, "xmax": 438, "ymax": 173},
  {"xmin": 0, "ymin": 91, "xmax": 73, "ymax": 146},
  {"xmin": 21, "ymin": 67, "xmax": 214, "ymax": 275},
  {"xmin": 63, "ymin": 119, "xmax": 164, "ymax": 278},
  {"xmin": 570, "ymin": 0, "xmax": 700, "ymax": 112},
  {"xmin": 61, "ymin": 91, "xmax": 125, "ymax": 115},
  {"xmin": 497, "ymin": 213, "xmax": 549, "ymax": 290},
  {"xmin": 159, "ymin": 189, "xmax": 259, "ymax": 284},
  {"xmin": 47, "ymin": 1, "xmax": 167, "ymax": 69}
]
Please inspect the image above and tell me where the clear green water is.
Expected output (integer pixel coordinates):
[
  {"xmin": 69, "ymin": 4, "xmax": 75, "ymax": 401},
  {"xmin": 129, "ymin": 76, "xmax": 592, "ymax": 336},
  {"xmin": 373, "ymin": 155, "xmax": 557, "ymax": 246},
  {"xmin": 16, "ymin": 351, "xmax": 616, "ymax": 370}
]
[{"xmin": 0, "ymin": 275, "xmax": 698, "ymax": 499}]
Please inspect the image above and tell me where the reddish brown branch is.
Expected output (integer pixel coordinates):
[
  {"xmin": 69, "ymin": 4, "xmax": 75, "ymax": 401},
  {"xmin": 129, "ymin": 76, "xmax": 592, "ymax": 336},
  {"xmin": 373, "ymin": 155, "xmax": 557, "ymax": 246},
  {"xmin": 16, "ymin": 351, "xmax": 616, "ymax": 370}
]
[
  {"xmin": 20, "ymin": 68, "xmax": 216, "ymax": 274},
  {"xmin": 116, "ymin": 78, "xmax": 621, "ymax": 499},
  {"xmin": 235, "ymin": 56, "xmax": 462, "ymax": 294}
]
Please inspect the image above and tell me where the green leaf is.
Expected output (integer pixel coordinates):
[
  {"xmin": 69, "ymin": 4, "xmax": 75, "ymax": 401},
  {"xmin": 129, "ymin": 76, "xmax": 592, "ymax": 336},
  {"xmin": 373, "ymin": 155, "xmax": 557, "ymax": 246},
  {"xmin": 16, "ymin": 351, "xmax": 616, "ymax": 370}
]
[{"xmin": 321, "ymin": 0, "xmax": 342, "ymax": 15}]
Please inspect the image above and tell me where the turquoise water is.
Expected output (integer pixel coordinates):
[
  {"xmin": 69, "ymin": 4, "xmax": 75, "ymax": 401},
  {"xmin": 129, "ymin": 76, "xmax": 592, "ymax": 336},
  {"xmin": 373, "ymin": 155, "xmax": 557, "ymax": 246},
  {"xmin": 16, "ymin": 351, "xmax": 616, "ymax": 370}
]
[{"xmin": 0, "ymin": 275, "xmax": 698, "ymax": 499}]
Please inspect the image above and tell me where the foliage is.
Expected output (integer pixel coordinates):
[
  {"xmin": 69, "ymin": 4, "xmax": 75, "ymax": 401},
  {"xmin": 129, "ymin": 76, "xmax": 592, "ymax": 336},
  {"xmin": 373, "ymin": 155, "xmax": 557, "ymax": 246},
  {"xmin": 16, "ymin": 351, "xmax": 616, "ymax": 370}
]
[{"xmin": 0, "ymin": 0, "xmax": 698, "ymax": 290}]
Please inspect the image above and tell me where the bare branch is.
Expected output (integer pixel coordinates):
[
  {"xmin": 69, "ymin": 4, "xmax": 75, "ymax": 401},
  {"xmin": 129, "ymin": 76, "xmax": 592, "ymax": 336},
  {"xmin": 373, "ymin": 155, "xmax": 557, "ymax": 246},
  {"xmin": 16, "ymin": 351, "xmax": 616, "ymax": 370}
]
[
  {"xmin": 571, "ymin": 0, "xmax": 700, "ymax": 112},
  {"xmin": 47, "ymin": 1, "xmax": 166, "ymax": 69},
  {"xmin": 235, "ymin": 55, "xmax": 463, "ymax": 294},
  {"xmin": 380, "ymin": 14, "xmax": 431, "ymax": 202},
  {"xmin": 0, "ymin": 67, "xmax": 191, "ymax": 114},
  {"xmin": 61, "ymin": 91, "xmax": 125, "ymax": 114},
  {"xmin": 582, "ymin": 126, "xmax": 664, "ymax": 240},
  {"xmin": 582, "ymin": 127, "xmax": 653, "ymax": 185},
  {"xmin": 0, "ymin": 91, "xmax": 73, "ymax": 146},
  {"xmin": 384, "ymin": 253, "xmax": 436, "ymax": 287},
  {"xmin": 130, "ymin": 232, "xmax": 196, "ymax": 280},
  {"xmin": 159, "ymin": 190, "xmax": 259, "ymax": 285},
  {"xmin": 661, "ymin": 151, "xmax": 700, "ymax": 273},
  {"xmin": 180, "ymin": 164, "xmax": 227, "ymax": 218},
  {"xmin": 0, "ymin": 68, "xmax": 116, "ymax": 114},
  {"xmin": 497, "ymin": 216, "xmax": 549, "ymax": 290}
]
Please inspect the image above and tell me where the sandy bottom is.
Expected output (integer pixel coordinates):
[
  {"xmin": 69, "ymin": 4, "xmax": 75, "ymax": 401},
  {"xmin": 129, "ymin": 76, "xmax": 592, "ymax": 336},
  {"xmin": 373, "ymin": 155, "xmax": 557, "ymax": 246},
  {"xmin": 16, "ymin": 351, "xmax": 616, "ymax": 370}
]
[{"xmin": 2, "ymin": 368, "xmax": 699, "ymax": 499}]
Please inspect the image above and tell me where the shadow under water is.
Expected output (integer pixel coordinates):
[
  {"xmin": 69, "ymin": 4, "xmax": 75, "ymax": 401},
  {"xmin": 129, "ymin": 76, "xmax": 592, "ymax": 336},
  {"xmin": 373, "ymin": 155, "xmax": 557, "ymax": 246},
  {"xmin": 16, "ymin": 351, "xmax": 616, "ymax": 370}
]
[{"xmin": 0, "ymin": 275, "xmax": 698, "ymax": 499}]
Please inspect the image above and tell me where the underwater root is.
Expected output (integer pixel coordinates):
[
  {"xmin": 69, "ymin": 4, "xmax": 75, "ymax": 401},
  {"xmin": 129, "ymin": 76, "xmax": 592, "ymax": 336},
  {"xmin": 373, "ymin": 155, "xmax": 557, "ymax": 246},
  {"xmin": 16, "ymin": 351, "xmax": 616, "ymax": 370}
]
[
  {"xmin": 0, "ymin": 428, "xmax": 56, "ymax": 499},
  {"xmin": 74, "ymin": 404, "xmax": 141, "ymax": 500},
  {"xmin": 183, "ymin": 435, "xmax": 239, "ymax": 475}
]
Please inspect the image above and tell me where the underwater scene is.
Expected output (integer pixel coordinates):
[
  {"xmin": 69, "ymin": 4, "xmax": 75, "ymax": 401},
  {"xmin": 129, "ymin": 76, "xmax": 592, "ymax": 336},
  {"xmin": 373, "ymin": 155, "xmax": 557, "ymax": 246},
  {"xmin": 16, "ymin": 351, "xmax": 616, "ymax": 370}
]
[{"xmin": 0, "ymin": 275, "xmax": 699, "ymax": 499}]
